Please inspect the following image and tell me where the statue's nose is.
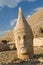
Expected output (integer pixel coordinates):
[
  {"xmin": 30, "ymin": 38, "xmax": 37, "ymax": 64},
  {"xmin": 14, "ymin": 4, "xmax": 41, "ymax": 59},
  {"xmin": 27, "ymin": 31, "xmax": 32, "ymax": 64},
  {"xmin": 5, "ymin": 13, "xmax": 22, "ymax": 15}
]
[
  {"xmin": 20, "ymin": 38, "xmax": 25, "ymax": 47},
  {"xmin": 22, "ymin": 38, "xmax": 25, "ymax": 43}
]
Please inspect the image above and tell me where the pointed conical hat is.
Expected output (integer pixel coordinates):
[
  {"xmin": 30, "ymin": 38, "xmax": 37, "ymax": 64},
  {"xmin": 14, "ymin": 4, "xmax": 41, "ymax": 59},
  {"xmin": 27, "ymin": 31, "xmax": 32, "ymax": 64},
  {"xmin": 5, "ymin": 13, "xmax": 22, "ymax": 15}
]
[{"xmin": 14, "ymin": 7, "xmax": 32, "ymax": 37}]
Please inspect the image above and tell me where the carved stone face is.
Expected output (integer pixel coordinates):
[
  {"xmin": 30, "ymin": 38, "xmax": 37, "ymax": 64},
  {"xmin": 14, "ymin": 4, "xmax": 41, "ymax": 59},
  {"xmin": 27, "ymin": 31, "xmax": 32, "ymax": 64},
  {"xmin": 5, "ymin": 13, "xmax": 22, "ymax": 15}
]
[{"xmin": 15, "ymin": 31, "xmax": 33, "ymax": 59}]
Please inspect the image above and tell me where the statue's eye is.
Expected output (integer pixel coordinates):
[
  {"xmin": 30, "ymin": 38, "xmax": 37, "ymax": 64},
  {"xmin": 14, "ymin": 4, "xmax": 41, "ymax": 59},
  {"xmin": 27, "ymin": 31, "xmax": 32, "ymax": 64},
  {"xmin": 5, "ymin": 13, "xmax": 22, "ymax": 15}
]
[
  {"xmin": 23, "ymin": 35, "xmax": 29, "ymax": 40},
  {"xmin": 18, "ymin": 36, "xmax": 21, "ymax": 40},
  {"xmin": 41, "ymin": 28, "xmax": 43, "ymax": 33},
  {"xmin": 40, "ymin": 27, "xmax": 43, "ymax": 33},
  {"xmin": 23, "ymin": 35, "xmax": 27, "ymax": 39}
]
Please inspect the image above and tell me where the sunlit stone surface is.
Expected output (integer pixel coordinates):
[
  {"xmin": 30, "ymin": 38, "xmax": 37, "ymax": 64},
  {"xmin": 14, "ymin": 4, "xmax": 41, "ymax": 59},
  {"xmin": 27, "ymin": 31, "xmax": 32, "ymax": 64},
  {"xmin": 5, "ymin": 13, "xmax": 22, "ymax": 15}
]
[
  {"xmin": 14, "ymin": 7, "xmax": 34, "ymax": 60},
  {"xmin": 33, "ymin": 38, "xmax": 43, "ymax": 46}
]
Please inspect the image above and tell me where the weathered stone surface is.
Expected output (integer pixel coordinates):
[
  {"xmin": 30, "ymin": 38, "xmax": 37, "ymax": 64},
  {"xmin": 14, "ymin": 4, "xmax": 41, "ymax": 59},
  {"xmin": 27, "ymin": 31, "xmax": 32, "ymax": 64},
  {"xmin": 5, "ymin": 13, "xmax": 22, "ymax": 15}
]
[
  {"xmin": 27, "ymin": 7, "xmax": 43, "ymax": 37},
  {"xmin": 33, "ymin": 38, "xmax": 43, "ymax": 46},
  {"xmin": 0, "ymin": 48, "xmax": 43, "ymax": 65},
  {"xmin": 14, "ymin": 7, "xmax": 34, "ymax": 60},
  {"xmin": 0, "ymin": 42, "xmax": 16, "ymax": 51}
]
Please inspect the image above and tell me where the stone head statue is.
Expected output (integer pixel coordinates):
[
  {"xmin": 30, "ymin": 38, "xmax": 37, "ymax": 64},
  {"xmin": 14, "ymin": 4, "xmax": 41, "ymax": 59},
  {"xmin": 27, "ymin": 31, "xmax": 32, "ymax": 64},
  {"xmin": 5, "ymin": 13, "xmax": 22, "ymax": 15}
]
[{"xmin": 14, "ymin": 7, "xmax": 34, "ymax": 60}]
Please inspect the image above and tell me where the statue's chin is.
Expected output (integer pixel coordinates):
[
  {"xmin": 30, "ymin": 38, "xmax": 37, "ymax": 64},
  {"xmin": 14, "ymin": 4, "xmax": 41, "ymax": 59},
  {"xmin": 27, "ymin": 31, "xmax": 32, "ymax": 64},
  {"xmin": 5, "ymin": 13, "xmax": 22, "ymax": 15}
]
[{"xmin": 20, "ymin": 48, "xmax": 27, "ymax": 54}]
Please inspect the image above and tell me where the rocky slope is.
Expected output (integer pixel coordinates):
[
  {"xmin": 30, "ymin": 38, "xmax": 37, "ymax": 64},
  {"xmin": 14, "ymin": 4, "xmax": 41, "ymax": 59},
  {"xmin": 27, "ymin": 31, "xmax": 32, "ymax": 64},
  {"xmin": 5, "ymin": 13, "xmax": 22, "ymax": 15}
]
[
  {"xmin": 0, "ymin": 30, "xmax": 14, "ymax": 42},
  {"xmin": 0, "ymin": 47, "xmax": 43, "ymax": 65},
  {"xmin": 27, "ymin": 7, "xmax": 43, "ymax": 37}
]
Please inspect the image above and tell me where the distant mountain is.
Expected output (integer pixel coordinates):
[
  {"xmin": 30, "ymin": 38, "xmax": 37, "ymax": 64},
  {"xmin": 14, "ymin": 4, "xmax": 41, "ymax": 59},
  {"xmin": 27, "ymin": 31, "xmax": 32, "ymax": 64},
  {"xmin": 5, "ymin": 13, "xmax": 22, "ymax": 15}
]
[
  {"xmin": 27, "ymin": 7, "xmax": 43, "ymax": 37},
  {"xmin": 0, "ymin": 30, "xmax": 14, "ymax": 42}
]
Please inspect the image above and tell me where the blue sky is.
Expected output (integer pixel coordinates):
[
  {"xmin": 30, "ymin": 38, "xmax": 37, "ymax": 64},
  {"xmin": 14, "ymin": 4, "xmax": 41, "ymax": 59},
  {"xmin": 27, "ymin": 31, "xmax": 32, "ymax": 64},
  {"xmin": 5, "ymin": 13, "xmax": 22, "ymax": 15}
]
[{"xmin": 0, "ymin": 0, "xmax": 43, "ymax": 37}]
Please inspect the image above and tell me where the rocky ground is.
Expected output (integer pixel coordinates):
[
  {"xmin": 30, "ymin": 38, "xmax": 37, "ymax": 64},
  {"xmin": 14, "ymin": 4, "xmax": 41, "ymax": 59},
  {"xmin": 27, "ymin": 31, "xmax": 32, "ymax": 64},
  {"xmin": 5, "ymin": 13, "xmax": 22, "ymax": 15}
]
[{"xmin": 0, "ymin": 46, "xmax": 43, "ymax": 65}]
